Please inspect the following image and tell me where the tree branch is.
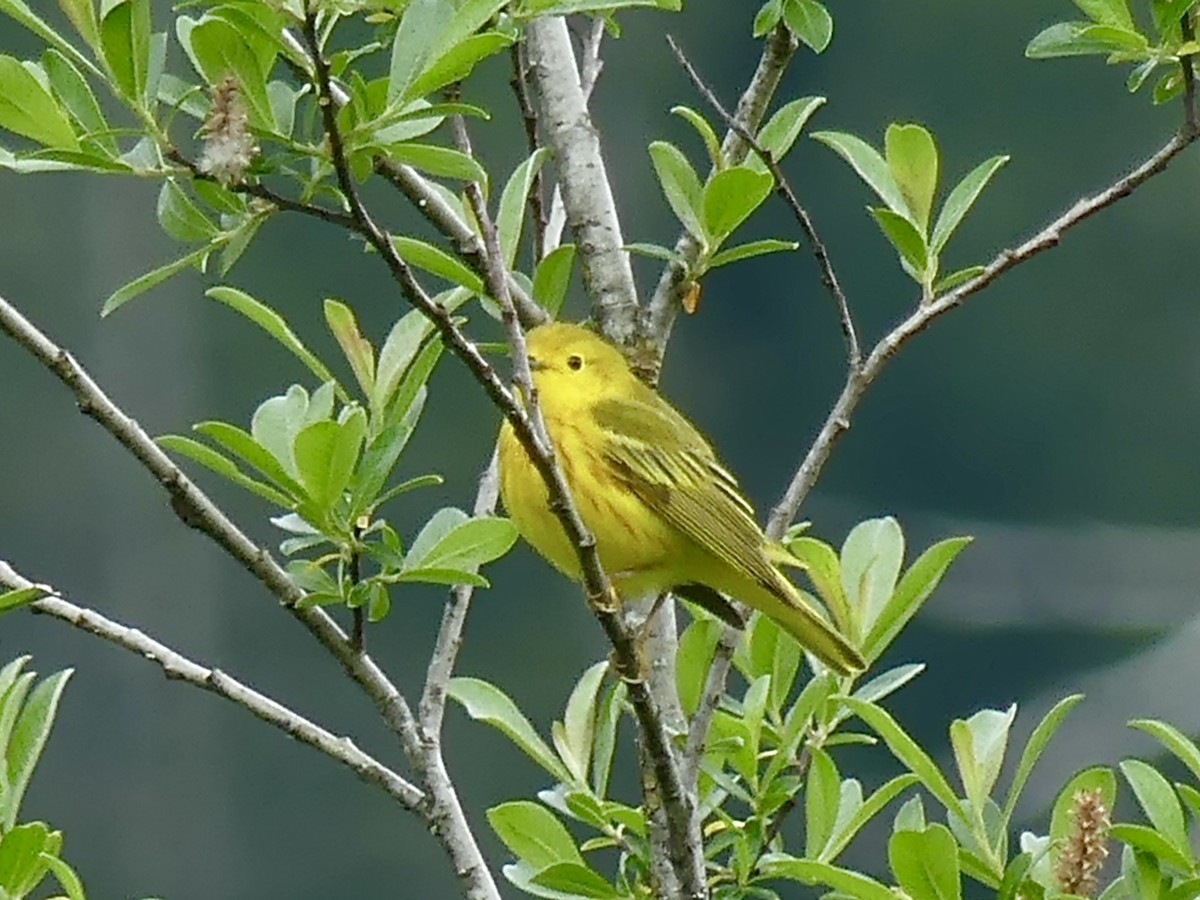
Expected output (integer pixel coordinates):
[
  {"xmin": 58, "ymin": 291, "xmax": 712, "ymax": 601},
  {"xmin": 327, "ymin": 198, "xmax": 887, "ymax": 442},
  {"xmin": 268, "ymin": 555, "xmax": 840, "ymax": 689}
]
[
  {"xmin": 525, "ymin": 16, "xmax": 640, "ymax": 344},
  {"xmin": 770, "ymin": 127, "xmax": 1199, "ymax": 531},
  {"xmin": 666, "ymin": 34, "xmax": 859, "ymax": 369},
  {"xmin": 645, "ymin": 24, "xmax": 799, "ymax": 366},
  {"xmin": 0, "ymin": 563, "xmax": 424, "ymax": 811},
  {"xmin": 510, "ymin": 41, "xmax": 548, "ymax": 264},
  {"xmin": 420, "ymin": 449, "xmax": 500, "ymax": 735}
]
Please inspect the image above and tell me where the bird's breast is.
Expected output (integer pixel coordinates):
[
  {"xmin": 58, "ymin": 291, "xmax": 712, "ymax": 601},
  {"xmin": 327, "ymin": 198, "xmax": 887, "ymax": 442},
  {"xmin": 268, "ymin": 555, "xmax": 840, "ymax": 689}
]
[{"xmin": 498, "ymin": 416, "xmax": 683, "ymax": 593}]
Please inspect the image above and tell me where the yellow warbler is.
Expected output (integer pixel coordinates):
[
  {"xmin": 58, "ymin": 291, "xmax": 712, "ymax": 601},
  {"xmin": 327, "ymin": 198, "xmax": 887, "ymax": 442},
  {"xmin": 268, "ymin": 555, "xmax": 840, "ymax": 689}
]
[{"xmin": 497, "ymin": 322, "xmax": 864, "ymax": 675}]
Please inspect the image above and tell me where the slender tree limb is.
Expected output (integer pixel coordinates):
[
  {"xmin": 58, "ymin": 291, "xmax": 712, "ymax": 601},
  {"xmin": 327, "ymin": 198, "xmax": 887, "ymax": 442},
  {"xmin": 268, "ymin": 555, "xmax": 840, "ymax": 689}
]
[
  {"xmin": 667, "ymin": 35, "xmax": 860, "ymax": 369},
  {"xmin": 420, "ymin": 449, "xmax": 501, "ymax": 735},
  {"xmin": 644, "ymin": 23, "xmax": 799, "ymax": 367},
  {"xmin": 0, "ymin": 563, "xmax": 424, "ymax": 811},
  {"xmin": 525, "ymin": 17, "xmax": 640, "ymax": 344},
  {"xmin": 510, "ymin": 42, "xmax": 548, "ymax": 264},
  {"xmin": 770, "ymin": 126, "xmax": 1199, "ymax": 530}
]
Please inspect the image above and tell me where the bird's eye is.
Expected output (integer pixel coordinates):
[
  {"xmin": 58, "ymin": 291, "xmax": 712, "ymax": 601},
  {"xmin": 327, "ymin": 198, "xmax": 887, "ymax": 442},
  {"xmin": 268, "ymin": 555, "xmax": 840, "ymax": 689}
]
[{"xmin": 567, "ymin": 354, "xmax": 584, "ymax": 371}]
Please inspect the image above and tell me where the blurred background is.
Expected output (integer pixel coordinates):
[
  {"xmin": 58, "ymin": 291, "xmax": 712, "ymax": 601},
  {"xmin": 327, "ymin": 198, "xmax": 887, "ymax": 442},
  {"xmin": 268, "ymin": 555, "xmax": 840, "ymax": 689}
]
[{"xmin": 3, "ymin": 0, "xmax": 1200, "ymax": 896}]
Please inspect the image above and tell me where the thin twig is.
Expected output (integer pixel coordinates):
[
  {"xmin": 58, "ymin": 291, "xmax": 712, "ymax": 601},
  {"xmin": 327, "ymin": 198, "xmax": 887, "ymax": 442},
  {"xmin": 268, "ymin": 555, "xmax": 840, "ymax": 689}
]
[
  {"xmin": 645, "ymin": 23, "xmax": 799, "ymax": 370},
  {"xmin": 667, "ymin": 35, "xmax": 860, "ymax": 369},
  {"xmin": 510, "ymin": 42, "xmax": 548, "ymax": 264},
  {"xmin": 770, "ymin": 127, "xmax": 1199, "ymax": 530},
  {"xmin": 420, "ymin": 449, "xmax": 501, "ymax": 735},
  {"xmin": 0, "ymin": 563, "xmax": 424, "ymax": 811},
  {"xmin": 760, "ymin": 743, "xmax": 814, "ymax": 848},
  {"xmin": 526, "ymin": 17, "xmax": 640, "ymax": 344}
]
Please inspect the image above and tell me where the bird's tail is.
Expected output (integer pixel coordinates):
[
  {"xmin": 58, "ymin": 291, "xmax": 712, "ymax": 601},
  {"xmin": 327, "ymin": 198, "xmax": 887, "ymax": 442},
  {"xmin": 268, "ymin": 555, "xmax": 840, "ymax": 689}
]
[{"xmin": 750, "ymin": 576, "xmax": 866, "ymax": 676}]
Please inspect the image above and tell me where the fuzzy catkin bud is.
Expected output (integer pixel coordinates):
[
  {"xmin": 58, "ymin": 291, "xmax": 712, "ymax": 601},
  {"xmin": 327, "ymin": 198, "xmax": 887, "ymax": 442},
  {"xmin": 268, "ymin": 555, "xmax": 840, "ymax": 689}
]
[
  {"xmin": 1055, "ymin": 788, "xmax": 1111, "ymax": 897},
  {"xmin": 198, "ymin": 75, "xmax": 258, "ymax": 186}
]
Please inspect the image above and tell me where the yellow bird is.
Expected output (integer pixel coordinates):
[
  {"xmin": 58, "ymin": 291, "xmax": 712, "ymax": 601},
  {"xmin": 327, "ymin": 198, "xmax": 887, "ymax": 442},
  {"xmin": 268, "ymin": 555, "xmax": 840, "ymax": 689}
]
[{"xmin": 497, "ymin": 322, "xmax": 864, "ymax": 676}]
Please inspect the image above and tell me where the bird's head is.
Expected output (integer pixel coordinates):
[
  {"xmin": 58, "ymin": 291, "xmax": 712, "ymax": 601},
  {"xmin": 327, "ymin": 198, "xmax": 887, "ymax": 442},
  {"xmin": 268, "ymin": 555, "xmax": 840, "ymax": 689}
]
[{"xmin": 521, "ymin": 322, "xmax": 634, "ymax": 410}]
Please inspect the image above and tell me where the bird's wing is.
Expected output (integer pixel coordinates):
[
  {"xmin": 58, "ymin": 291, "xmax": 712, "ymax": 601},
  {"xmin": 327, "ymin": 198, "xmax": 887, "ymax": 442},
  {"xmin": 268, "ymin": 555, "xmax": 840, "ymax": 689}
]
[{"xmin": 591, "ymin": 394, "xmax": 781, "ymax": 590}]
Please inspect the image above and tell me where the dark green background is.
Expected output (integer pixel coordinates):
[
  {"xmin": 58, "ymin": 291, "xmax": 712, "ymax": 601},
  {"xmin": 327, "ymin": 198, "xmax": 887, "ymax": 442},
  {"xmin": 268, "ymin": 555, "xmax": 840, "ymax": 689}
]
[{"xmin": 3, "ymin": 2, "xmax": 1200, "ymax": 897}]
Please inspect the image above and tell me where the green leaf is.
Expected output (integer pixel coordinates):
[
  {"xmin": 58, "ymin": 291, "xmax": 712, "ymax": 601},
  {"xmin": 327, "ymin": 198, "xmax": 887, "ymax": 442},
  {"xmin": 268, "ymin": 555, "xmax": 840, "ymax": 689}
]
[
  {"xmin": 863, "ymin": 536, "xmax": 972, "ymax": 662},
  {"xmin": 934, "ymin": 266, "xmax": 986, "ymax": 294},
  {"xmin": 830, "ymin": 664, "xmax": 925, "ymax": 730},
  {"xmin": 870, "ymin": 207, "xmax": 928, "ymax": 276},
  {"xmin": 0, "ymin": 822, "xmax": 54, "ymax": 896},
  {"xmin": 188, "ymin": 17, "xmax": 275, "ymax": 130},
  {"xmin": 498, "ymin": 148, "xmax": 551, "ymax": 268},
  {"xmin": 1129, "ymin": 719, "xmax": 1200, "ymax": 784},
  {"xmin": 783, "ymin": 0, "xmax": 833, "ymax": 53},
  {"xmin": 40, "ymin": 852, "xmax": 86, "ymax": 900},
  {"xmin": 530, "ymin": 862, "xmax": 619, "ymax": 898},
  {"xmin": 373, "ymin": 307, "xmax": 444, "ymax": 416},
  {"xmin": 805, "ymin": 747, "xmax": 842, "ymax": 857},
  {"xmin": 388, "ymin": 0, "xmax": 453, "ymax": 103},
  {"xmin": 447, "ymin": 678, "xmax": 570, "ymax": 781},
  {"xmin": 516, "ymin": 0, "xmax": 680, "ymax": 13},
  {"xmin": 324, "ymin": 299, "xmax": 375, "ymax": 398},
  {"xmin": 812, "ymin": 130, "xmax": 909, "ymax": 220},
  {"xmin": 671, "ymin": 105, "xmax": 722, "ymax": 169},
  {"xmin": 702, "ymin": 165, "xmax": 774, "ymax": 241},
  {"xmin": 157, "ymin": 180, "xmax": 218, "ymax": 242},
  {"xmin": 352, "ymin": 389, "xmax": 427, "ymax": 515},
  {"xmin": 676, "ymin": 616, "xmax": 721, "ymax": 717},
  {"xmin": 1002, "ymin": 694, "xmax": 1085, "ymax": 826},
  {"xmin": 0, "ymin": 56, "xmax": 79, "ymax": 150},
  {"xmin": 56, "ymin": 0, "xmax": 100, "ymax": 49},
  {"xmin": 0, "ymin": 0, "xmax": 99, "ymax": 79},
  {"xmin": 3, "ymin": 669, "xmax": 71, "ymax": 829},
  {"xmin": 841, "ymin": 517, "xmax": 904, "ymax": 641},
  {"xmin": 931, "ymin": 155, "xmax": 1009, "ymax": 253},
  {"xmin": 42, "ymin": 49, "xmax": 113, "ymax": 153},
  {"xmin": 101, "ymin": 246, "xmax": 209, "ymax": 316},
  {"xmin": 532, "ymin": 244, "xmax": 575, "ymax": 316},
  {"xmin": 487, "ymin": 800, "xmax": 582, "ymax": 868},
  {"xmin": 0, "ymin": 587, "xmax": 43, "ymax": 614},
  {"xmin": 407, "ymin": 32, "xmax": 513, "ymax": 101},
  {"xmin": 561, "ymin": 661, "xmax": 607, "ymax": 785},
  {"xmin": 293, "ymin": 411, "xmax": 366, "ymax": 512},
  {"xmin": 885, "ymin": 123, "xmax": 938, "ymax": 232},
  {"xmin": 624, "ymin": 242, "xmax": 681, "ymax": 263},
  {"xmin": 591, "ymin": 682, "xmax": 623, "ymax": 797},
  {"xmin": 843, "ymin": 697, "xmax": 966, "ymax": 821},
  {"xmin": 1074, "ymin": 0, "xmax": 1137, "ymax": 28},
  {"xmin": 760, "ymin": 856, "xmax": 897, "ymax": 900},
  {"xmin": 1026, "ymin": 21, "xmax": 1145, "ymax": 58},
  {"xmin": 1111, "ymin": 823, "xmax": 1193, "ymax": 871},
  {"xmin": 205, "ymin": 287, "xmax": 341, "ymax": 394},
  {"xmin": 748, "ymin": 96, "xmax": 826, "ymax": 175},
  {"xmin": 951, "ymin": 705, "xmax": 1016, "ymax": 812},
  {"xmin": 100, "ymin": 0, "xmax": 149, "ymax": 101},
  {"xmin": 392, "ymin": 236, "xmax": 484, "ymax": 294},
  {"xmin": 649, "ymin": 140, "xmax": 706, "ymax": 244},
  {"xmin": 394, "ymin": 567, "xmax": 488, "ymax": 587},
  {"xmin": 821, "ymin": 773, "xmax": 920, "ymax": 862},
  {"xmin": 708, "ymin": 238, "xmax": 798, "ymax": 269},
  {"xmin": 404, "ymin": 510, "xmax": 516, "ymax": 575},
  {"xmin": 1121, "ymin": 759, "xmax": 1189, "ymax": 853},
  {"xmin": 889, "ymin": 824, "xmax": 961, "ymax": 900},
  {"xmin": 384, "ymin": 142, "xmax": 488, "ymax": 186},
  {"xmin": 157, "ymin": 434, "xmax": 294, "ymax": 507},
  {"xmin": 194, "ymin": 419, "xmax": 304, "ymax": 496}
]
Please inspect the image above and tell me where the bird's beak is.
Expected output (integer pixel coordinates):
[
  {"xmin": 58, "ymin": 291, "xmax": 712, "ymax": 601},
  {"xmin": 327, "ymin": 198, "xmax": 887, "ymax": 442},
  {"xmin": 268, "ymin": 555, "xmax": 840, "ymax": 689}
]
[{"xmin": 527, "ymin": 356, "xmax": 544, "ymax": 372}]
